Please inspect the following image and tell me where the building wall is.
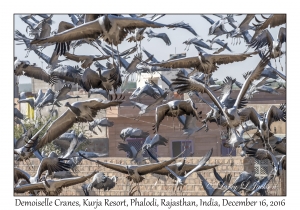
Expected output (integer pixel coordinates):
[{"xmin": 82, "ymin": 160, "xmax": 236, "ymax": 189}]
[
  {"xmin": 16, "ymin": 84, "xmax": 286, "ymax": 157},
  {"xmin": 14, "ymin": 157, "xmax": 286, "ymax": 196},
  {"xmin": 31, "ymin": 78, "xmax": 79, "ymax": 94},
  {"xmin": 106, "ymin": 101, "xmax": 286, "ymax": 158},
  {"xmin": 14, "ymin": 75, "xmax": 19, "ymax": 98},
  {"xmin": 14, "ymin": 88, "xmax": 286, "ymax": 196}
]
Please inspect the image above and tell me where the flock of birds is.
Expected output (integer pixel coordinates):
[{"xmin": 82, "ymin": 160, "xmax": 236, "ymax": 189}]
[{"xmin": 14, "ymin": 14, "xmax": 286, "ymax": 196}]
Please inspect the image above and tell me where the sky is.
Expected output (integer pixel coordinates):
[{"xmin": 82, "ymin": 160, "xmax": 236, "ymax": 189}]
[{"xmin": 14, "ymin": 14, "xmax": 286, "ymax": 84}]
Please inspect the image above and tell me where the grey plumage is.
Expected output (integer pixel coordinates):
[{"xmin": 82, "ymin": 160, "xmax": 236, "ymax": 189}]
[
  {"xmin": 120, "ymin": 127, "xmax": 149, "ymax": 141},
  {"xmin": 154, "ymin": 99, "xmax": 200, "ymax": 132},
  {"xmin": 18, "ymin": 89, "xmax": 45, "ymax": 109},
  {"xmin": 183, "ymin": 37, "xmax": 216, "ymax": 51},
  {"xmin": 34, "ymin": 97, "xmax": 124, "ymax": 151},
  {"xmin": 14, "ymin": 107, "xmax": 24, "ymax": 120},
  {"xmin": 88, "ymin": 118, "xmax": 114, "ymax": 134},
  {"xmin": 88, "ymin": 89, "xmax": 109, "ymax": 99},
  {"xmin": 14, "ymin": 157, "xmax": 71, "ymax": 186},
  {"xmin": 252, "ymin": 14, "xmax": 286, "ymax": 41},
  {"xmin": 142, "ymin": 48, "xmax": 159, "ymax": 63},
  {"xmin": 129, "ymin": 82, "xmax": 161, "ymax": 100},
  {"xmin": 142, "ymin": 134, "xmax": 168, "ymax": 150},
  {"xmin": 117, "ymin": 142, "xmax": 146, "ymax": 165},
  {"xmin": 182, "ymin": 115, "xmax": 206, "ymax": 137},
  {"xmin": 150, "ymin": 49, "xmax": 256, "ymax": 76},
  {"xmin": 82, "ymin": 172, "xmax": 118, "ymax": 195},
  {"xmin": 79, "ymin": 151, "xmax": 182, "ymax": 184},
  {"xmin": 14, "ymin": 172, "xmax": 96, "ymax": 196},
  {"xmin": 147, "ymin": 148, "xmax": 213, "ymax": 190},
  {"xmin": 64, "ymin": 52, "xmax": 110, "ymax": 69},
  {"xmin": 201, "ymin": 15, "xmax": 229, "ymax": 39},
  {"xmin": 172, "ymin": 51, "xmax": 271, "ymax": 144},
  {"xmin": 14, "ymin": 59, "xmax": 57, "ymax": 86},
  {"xmin": 31, "ymin": 15, "xmax": 195, "ymax": 55},
  {"xmin": 50, "ymin": 65, "xmax": 83, "ymax": 85},
  {"xmin": 248, "ymin": 27, "xmax": 286, "ymax": 61},
  {"xmin": 145, "ymin": 29, "xmax": 171, "ymax": 46}
]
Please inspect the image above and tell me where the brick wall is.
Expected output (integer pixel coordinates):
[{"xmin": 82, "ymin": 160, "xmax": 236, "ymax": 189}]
[
  {"xmin": 14, "ymin": 157, "xmax": 286, "ymax": 196},
  {"xmin": 106, "ymin": 102, "xmax": 286, "ymax": 157}
]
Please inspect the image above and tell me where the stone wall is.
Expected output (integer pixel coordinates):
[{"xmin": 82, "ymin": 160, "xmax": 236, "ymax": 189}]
[{"xmin": 14, "ymin": 156, "xmax": 286, "ymax": 196}]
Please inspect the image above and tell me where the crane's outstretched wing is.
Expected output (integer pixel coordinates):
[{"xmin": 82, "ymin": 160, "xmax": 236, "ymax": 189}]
[
  {"xmin": 154, "ymin": 104, "xmax": 170, "ymax": 132},
  {"xmin": 197, "ymin": 173, "xmax": 215, "ymax": 196},
  {"xmin": 15, "ymin": 64, "xmax": 57, "ymax": 85},
  {"xmin": 14, "ymin": 182, "xmax": 45, "ymax": 193},
  {"xmin": 79, "ymin": 152, "xmax": 129, "ymax": 174},
  {"xmin": 31, "ymin": 20, "xmax": 103, "ymax": 45},
  {"xmin": 149, "ymin": 56, "xmax": 200, "ymax": 69},
  {"xmin": 209, "ymin": 52, "xmax": 257, "ymax": 65},
  {"xmin": 36, "ymin": 110, "xmax": 77, "ymax": 150}
]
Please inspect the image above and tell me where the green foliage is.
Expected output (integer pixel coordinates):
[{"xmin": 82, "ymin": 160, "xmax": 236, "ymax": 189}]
[
  {"xmin": 69, "ymin": 122, "xmax": 91, "ymax": 152},
  {"xmin": 14, "ymin": 113, "xmax": 89, "ymax": 156},
  {"xmin": 14, "ymin": 114, "xmax": 61, "ymax": 155},
  {"xmin": 121, "ymin": 81, "xmax": 136, "ymax": 90},
  {"xmin": 215, "ymin": 81, "xmax": 223, "ymax": 85}
]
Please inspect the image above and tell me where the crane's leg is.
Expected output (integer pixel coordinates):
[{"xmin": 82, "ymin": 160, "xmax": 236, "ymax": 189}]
[
  {"xmin": 139, "ymin": 41, "xmax": 142, "ymax": 52},
  {"xmin": 97, "ymin": 125, "xmax": 102, "ymax": 133},
  {"xmin": 164, "ymin": 180, "xmax": 168, "ymax": 190},
  {"xmin": 279, "ymin": 56, "xmax": 284, "ymax": 71},
  {"xmin": 14, "ymin": 157, "xmax": 19, "ymax": 167},
  {"xmin": 39, "ymin": 108, "xmax": 42, "ymax": 120},
  {"xmin": 152, "ymin": 179, "xmax": 158, "ymax": 189},
  {"xmin": 25, "ymin": 50, "xmax": 30, "ymax": 58},
  {"xmin": 266, "ymin": 131, "xmax": 274, "ymax": 152},
  {"xmin": 25, "ymin": 158, "xmax": 34, "ymax": 171},
  {"xmin": 137, "ymin": 183, "xmax": 141, "ymax": 196},
  {"xmin": 180, "ymin": 185, "xmax": 184, "ymax": 196},
  {"xmin": 244, "ymin": 45, "xmax": 251, "ymax": 53},
  {"xmin": 204, "ymin": 74, "xmax": 209, "ymax": 86},
  {"xmin": 44, "ymin": 171, "xmax": 50, "ymax": 180},
  {"xmin": 128, "ymin": 181, "xmax": 133, "ymax": 194},
  {"xmin": 211, "ymin": 35, "xmax": 218, "ymax": 45},
  {"xmin": 172, "ymin": 184, "xmax": 176, "ymax": 193},
  {"xmin": 40, "ymin": 46, "xmax": 46, "ymax": 53},
  {"xmin": 116, "ymin": 43, "xmax": 122, "ymax": 69},
  {"xmin": 173, "ymin": 117, "xmax": 175, "ymax": 131},
  {"xmin": 274, "ymin": 58, "xmax": 278, "ymax": 70}
]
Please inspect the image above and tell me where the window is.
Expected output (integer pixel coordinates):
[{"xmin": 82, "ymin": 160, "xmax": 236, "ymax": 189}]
[
  {"xmin": 171, "ymin": 140, "xmax": 193, "ymax": 157},
  {"xmin": 221, "ymin": 139, "xmax": 237, "ymax": 156},
  {"xmin": 254, "ymin": 159, "xmax": 271, "ymax": 179},
  {"xmin": 126, "ymin": 138, "xmax": 157, "ymax": 158}
]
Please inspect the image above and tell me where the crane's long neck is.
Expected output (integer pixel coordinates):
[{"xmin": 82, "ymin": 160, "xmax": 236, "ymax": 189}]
[
  {"xmin": 31, "ymin": 119, "xmax": 52, "ymax": 140},
  {"xmin": 225, "ymin": 108, "xmax": 235, "ymax": 121}
]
